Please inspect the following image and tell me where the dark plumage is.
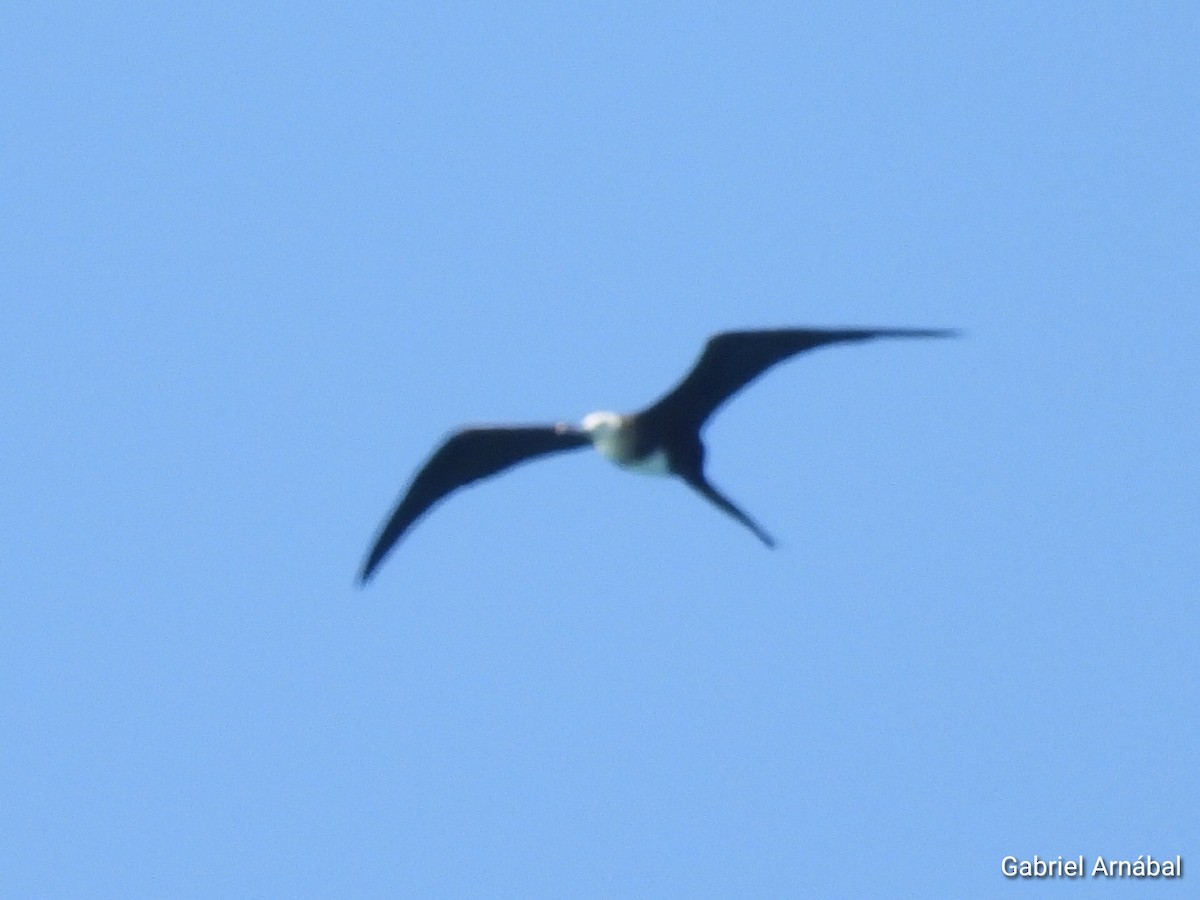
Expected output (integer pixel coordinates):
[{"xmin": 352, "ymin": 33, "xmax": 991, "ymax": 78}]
[
  {"xmin": 359, "ymin": 326, "xmax": 955, "ymax": 583},
  {"xmin": 358, "ymin": 426, "xmax": 590, "ymax": 582}
]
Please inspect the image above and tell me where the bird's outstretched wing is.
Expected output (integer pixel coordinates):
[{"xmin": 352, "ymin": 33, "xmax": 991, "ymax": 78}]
[
  {"xmin": 640, "ymin": 327, "xmax": 956, "ymax": 431},
  {"xmin": 359, "ymin": 425, "xmax": 590, "ymax": 583}
]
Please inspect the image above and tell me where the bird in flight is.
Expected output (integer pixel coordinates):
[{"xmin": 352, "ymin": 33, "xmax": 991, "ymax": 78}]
[{"xmin": 359, "ymin": 326, "xmax": 955, "ymax": 583}]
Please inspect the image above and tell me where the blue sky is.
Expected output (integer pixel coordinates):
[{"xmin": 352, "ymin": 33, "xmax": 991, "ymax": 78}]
[{"xmin": 3, "ymin": 2, "xmax": 1196, "ymax": 897}]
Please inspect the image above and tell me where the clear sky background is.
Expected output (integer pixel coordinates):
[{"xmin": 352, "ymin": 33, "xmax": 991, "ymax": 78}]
[{"xmin": 3, "ymin": 3, "xmax": 1196, "ymax": 897}]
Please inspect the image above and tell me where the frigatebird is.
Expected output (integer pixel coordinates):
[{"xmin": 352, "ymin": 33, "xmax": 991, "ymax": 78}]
[{"xmin": 359, "ymin": 326, "xmax": 954, "ymax": 583}]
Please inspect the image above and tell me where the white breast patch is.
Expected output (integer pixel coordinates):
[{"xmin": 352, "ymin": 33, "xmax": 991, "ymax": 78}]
[{"xmin": 619, "ymin": 447, "xmax": 671, "ymax": 476}]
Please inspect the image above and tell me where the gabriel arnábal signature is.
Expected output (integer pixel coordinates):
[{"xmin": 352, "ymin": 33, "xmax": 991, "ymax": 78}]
[{"xmin": 1001, "ymin": 854, "xmax": 1182, "ymax": 879}]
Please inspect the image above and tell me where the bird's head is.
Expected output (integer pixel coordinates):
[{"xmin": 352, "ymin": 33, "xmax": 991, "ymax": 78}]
[
  {"xmin": 581, "ymin": 410, "xmax": 624, "ymax": 439},
  {"xmin": 580, "ymin": 410, "xmax": 629, "ymax": 460}
]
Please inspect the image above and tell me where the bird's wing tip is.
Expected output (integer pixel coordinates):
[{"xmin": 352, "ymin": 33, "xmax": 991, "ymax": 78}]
[
  {"xmin": 893, "ymin": 327, "xmax": 960, "ymax": 339},
  {"xmin": 881, "ymin": 327, "xmax": 961, "ymax": 341}
]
